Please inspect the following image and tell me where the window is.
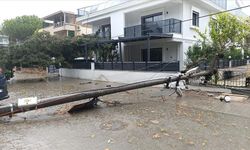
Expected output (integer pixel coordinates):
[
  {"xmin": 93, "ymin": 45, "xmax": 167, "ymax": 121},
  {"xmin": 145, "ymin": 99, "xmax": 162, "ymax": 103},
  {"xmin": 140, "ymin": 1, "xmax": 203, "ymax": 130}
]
[
  {"xmin": 192, "ymin": 11, "xmax": 199, "ymax": 27},
  {"xmin": 68, "ymin": 31, "xmax": 75, "ymax": 37},
  {"xmin": 141, "ymin": 13, "xmax": 163, "ymax": 35},
  {"xmin": 141, "ymin": 48, "xmax": 162, "ymax": 61},
  {"xmin": 102, "ymin": 24, "xmax": 111, "ymax": 38}
]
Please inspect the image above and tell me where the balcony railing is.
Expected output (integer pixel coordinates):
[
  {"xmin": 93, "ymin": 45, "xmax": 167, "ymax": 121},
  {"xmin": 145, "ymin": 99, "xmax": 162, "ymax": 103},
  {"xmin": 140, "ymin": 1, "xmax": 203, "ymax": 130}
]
[
  {"xmin": 124, "ymin": 18, "xmax": 182, "ymax": 38},
  {"xmin": 208, "ymin": 0, "xmax": 227, "ymax": 9},
  {"xmin": 77, "ymin": 0, "xmax": 129, "ymax": 17},
  {"xmin": 73, "ymin": 61, "xmax": 180, "ymax": 72}
]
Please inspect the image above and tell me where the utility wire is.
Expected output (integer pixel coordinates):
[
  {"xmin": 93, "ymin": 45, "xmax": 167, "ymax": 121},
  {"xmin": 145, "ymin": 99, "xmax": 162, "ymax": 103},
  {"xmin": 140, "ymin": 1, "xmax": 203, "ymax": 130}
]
[{"xmin": 182, "ymin": 4, "xmax": 250, "ymax": 23}]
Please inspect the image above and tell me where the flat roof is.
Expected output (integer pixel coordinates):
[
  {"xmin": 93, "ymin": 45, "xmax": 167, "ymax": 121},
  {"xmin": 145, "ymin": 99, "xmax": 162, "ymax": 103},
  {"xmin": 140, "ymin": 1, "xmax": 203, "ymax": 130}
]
[{"xmin": 43, "ymin": 10, "xmax": 75, "ymax": 20}]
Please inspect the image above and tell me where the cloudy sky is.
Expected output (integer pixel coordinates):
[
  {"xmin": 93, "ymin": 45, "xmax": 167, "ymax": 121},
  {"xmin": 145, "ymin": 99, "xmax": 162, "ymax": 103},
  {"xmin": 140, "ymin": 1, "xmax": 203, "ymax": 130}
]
[
  {"xmin": 0, "ymin": 0, "xmax": 250, "ymax": 24},
  {"xmin": 0, "ymin": 0, "xmax": 106, "ymax": 24}
]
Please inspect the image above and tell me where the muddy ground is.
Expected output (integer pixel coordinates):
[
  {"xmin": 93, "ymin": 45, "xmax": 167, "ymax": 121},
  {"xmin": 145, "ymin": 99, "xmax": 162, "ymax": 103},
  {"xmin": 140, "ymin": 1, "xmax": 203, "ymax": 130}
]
[{"xmin": 0, "ymin": 77, "xmax": 250, "ymax": 150}]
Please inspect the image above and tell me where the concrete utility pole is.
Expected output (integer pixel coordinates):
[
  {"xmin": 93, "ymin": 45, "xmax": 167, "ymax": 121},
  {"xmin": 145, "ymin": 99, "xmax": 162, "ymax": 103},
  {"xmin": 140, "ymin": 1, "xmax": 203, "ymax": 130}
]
[{"xmin": 0, "ymin": 69, "xmax": 215, "ymax": 118}]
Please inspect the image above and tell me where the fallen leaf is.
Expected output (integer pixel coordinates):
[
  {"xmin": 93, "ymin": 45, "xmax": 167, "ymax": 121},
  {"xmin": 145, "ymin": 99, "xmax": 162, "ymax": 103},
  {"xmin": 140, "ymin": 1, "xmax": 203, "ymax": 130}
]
[
  {"xmin": 187, "ymin": 140, "xmax": 195, "ymax": 145},
  {"xmin": 150, "ymin": 120, "xmax": 160, "ymax": 124},
  {"xmin": 108, "ymin": 139, "xmax": 114, "ymax": 144},
  {"xmin": 160, "ymin": 128, "xmax": 167, "ymax": 133},
  {"xmin": 163, "ymin": 133, "xmax": 170, "ymax": 136},
  {"xmin": 152, "ymin": 133, "xmax": 161, "ymax": 139}
]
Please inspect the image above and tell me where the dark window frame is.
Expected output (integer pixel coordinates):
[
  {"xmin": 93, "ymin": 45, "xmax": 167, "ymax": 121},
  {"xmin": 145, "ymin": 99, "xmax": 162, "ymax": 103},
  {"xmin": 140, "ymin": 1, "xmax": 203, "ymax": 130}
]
[
  {"xmin": 192, "ymin": 11, "xmax": 199, "ymax": 27},
  {"xmin": 141, "ymin": 48, "xmax": 163, "ymax": 62},
  {"xmin": 141, "ymin": 12, "xmax": 163, "ymax": 25},
  {"xmin": 101, "ymin": 24, "xmax": 111, "ymax": 38},
  {"xmin": 141, "ymin": 12, "xmax": 163, "ymax": 35}
]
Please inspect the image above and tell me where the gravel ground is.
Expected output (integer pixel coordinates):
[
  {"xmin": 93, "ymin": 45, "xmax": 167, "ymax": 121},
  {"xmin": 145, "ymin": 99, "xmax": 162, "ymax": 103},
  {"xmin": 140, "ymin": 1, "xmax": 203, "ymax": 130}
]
[{"xmin": 0, "ymin": 77, "xmax": 250, "ymax": 150}]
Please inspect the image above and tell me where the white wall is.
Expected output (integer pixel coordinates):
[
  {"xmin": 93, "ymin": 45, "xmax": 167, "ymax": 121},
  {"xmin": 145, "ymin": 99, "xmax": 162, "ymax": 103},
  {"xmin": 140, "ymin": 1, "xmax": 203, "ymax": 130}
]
[
  {"xmin": 125, "ymin": 3, "xmax": 182, "ymax": 27},
  {"xmin": 91, "ymin": 18, "xmax": 110, "ymax": 34},
  {"xmin": 60, "ymin": 68, "xmax": 177, "ymax": 84},
  {"xmin": 110, "ymin": 12, "xmax": 125, "ymax": 39},
  {"xmin": 182, "ymin": 0, "xmax": 211, "ymax": 41},
  {"xmin": 0, "ymin": 36, "xmax": 9, "ymax": 45}
]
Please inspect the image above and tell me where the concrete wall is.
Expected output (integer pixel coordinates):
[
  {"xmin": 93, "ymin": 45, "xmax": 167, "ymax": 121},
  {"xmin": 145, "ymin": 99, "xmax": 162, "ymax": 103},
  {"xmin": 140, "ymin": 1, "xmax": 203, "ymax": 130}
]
[
  {"xmin": 59, "ymin": 68, "xmax": 177, "ymax": 83},
  {"xmin": 125, "ymin": 3, "xmax": 182, "ymax": 27},
  {"xmin": 111, "ymin": 12, "xmax": 125, "ymax": 39}
]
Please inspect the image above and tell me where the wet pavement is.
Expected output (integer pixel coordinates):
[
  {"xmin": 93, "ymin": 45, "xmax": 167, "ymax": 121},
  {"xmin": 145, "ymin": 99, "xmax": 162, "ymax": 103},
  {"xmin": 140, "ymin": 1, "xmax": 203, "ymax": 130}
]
[{"xmin": 0, "ymin": 77, "xmax": 250, "ymax": 150}]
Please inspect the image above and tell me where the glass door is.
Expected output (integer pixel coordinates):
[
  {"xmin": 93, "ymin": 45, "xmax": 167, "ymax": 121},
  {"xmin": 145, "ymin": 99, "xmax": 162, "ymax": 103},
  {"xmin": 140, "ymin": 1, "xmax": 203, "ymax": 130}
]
[{"xmin": 141, "ymin": 12, "xmax": 163, "ymax": 36}]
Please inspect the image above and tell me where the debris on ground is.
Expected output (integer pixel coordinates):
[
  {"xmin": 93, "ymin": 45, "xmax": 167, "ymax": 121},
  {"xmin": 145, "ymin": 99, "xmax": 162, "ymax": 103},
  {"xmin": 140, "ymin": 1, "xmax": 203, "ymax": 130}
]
[
  {"xmin": 79, "ymin": 81, "xmax": 92, "ymax": 85},
  {"xmin": 207, "ymin": 93, "xmax": 215, "ymax": 97},
  {"xmin": 150, "ymin": 120, "xmax": 160, "ymax": 124},
  {"xmin": 152, "ymin": 133, "xmax": 161, "ymax": 139},
  {"xmin": 216, "ymin": 93, "xmax": 249, "ymax": 102}
]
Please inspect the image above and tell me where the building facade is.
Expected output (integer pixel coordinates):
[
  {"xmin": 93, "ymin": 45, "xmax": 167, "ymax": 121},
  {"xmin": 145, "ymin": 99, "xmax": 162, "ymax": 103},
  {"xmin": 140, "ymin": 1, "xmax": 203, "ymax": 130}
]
[
  {"xmin": 76, "ymin": 0, "xmax": 241, "ymax": 71},
  {"xmin": 40, "ymin": 11, "xmax": 89, "ymax": 37},
  {"xmin": 0, "ymin": 35, "xmax": 9, "ymax": 47}
]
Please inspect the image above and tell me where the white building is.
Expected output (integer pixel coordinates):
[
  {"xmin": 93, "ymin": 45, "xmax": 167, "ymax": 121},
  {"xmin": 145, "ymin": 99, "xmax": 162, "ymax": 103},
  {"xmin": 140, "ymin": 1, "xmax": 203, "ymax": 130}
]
[
  {"xmin": 0, "ymin": 35, "xmax": 9, "ymax": 47},
  {"xmin": 76, "ymin": 0, "xmax": 240, "ymax": 71}
]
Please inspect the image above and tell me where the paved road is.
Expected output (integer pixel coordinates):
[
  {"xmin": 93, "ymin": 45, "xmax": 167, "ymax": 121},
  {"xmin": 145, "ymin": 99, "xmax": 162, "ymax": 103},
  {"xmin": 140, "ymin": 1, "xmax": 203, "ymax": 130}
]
[{"xmin": 0, "ymin": 77, "xmax": 250, "ymax": 150}]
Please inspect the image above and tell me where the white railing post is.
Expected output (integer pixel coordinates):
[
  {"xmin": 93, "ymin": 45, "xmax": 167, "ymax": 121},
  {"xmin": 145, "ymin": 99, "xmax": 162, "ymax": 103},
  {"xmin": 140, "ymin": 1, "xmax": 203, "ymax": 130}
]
[
  {"xmin": 91, "ymin": 62, "xmax": 95, "ymax": 71},
  {"xmin": 228, "ymin": 56, "xmax": 232, "ymax": 68}
]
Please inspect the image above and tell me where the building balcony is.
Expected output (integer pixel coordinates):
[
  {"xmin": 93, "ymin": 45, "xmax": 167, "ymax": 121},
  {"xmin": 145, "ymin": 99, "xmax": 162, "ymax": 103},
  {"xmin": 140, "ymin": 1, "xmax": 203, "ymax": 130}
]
[
  {"xmin": 42, "ymin": 22, "xmax": 76, "ymax": 33},
  {"xmin": 124, "ymin": 18, "xmax": 181, "ymax": 38},
  {"xmin": 208, "ymin": 0, "xmax": 227, "ymax": 9},
  {"xmin": 77, "ymin": 0, "xmax": 129, "ymax": 17}
]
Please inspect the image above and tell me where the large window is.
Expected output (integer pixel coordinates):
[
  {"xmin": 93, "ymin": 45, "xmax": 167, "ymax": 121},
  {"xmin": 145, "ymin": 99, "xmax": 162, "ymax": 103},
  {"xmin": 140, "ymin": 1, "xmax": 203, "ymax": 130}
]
[
  {"xmin": 141, "ymin": 48, "xmax": 162, "ymax": 61},
  {"xmin": 192, "ymin": 11, "xmax": 199, "ymax": 27},
  {"xmin": 101, "ymin": 24, "xmax": 111, "ymax": 39},
  {"xmin": 141, "ymin": 13, "xmax": 163, "ymax": 35}
]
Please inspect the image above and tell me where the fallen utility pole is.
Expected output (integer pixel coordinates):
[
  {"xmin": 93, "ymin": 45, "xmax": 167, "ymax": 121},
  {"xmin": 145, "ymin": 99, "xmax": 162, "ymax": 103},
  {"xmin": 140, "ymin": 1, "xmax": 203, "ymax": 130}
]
[{"xmin": 0, "ymin": 69, "xmax": 215, "ymax": 117}]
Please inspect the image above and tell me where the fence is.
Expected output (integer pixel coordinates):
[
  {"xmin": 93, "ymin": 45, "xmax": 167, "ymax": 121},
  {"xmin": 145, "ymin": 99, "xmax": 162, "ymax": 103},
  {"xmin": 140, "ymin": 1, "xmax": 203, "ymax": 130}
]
[
  {"xmin": 73, "ymin": 61, "xmax": 180, "ymax": 72},
  {"xmin": 200, "ymin": 59, "xmax": 248, "ymax": 70}
]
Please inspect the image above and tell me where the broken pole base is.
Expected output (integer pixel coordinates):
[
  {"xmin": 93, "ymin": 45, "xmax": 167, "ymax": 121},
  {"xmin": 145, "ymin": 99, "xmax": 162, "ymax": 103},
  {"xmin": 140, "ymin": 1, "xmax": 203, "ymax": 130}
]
[{"xmin": 68, "ymin": 97, "xmax": 100, "ymax": 113}]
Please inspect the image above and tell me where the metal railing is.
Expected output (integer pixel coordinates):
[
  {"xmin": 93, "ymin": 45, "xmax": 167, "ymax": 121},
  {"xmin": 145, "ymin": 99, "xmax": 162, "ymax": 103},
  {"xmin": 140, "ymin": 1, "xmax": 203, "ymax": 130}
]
[
  {"xmin": 73, "ymin": 61, "xmax": 180, "ymax": 72},
  {"xmin": 124, "ymin": 18, "xmax": 182, "ymax": 38},
  {"xmin": 208, "ymin": 0, "xmax": 227, "ymax": 9},
  {"xmin": 77, "ymin": 0, "xmax": 129, "ymax": 17},
  {"xmin": 200, "ymin": 59, "xmax": 248, "ymax": 70}
]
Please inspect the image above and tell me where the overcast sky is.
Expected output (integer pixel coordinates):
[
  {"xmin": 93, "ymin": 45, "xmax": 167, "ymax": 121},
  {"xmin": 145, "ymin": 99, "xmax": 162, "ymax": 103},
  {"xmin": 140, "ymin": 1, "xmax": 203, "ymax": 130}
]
[
  {"xmin": 0, "ymin": 0, "xmax": 106, "ymax": 24},
  {"xmin": 0, "ymin": 0, "xmax": 250, "ymax": 24}
]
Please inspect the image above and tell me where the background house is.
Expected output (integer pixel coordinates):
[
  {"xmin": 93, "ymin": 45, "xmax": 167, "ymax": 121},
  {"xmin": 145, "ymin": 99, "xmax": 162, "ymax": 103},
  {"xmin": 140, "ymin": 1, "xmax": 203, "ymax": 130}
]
[
  {"xmin": 76, "ymin": 0, "xmax": 243, "ymax": 71},
  {"xmin": 0, "ymin": 35, "xmax": 9, "ymax": 47},
  {"xmin": 40, "ymin": 10, "xmax": 90, "ymax": 37}
]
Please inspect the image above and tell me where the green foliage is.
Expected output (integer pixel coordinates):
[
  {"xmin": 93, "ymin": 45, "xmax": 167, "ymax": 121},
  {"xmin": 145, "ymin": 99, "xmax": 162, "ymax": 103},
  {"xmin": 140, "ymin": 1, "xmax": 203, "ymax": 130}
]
[
  {"xmin": 209, "ymin": 13, "xmax": 249, "ymax": 55},
  {"xmin": 0, "ymin": 48, "xmax": 10, "ymax": 70},
  {"xmin": 1, "ymin": 15, "xmax": 43, "ymax": 42},
  {"xmin": 186, "ymin": 13, "xmax": 250, "ymax": 68},
  {"xmin": 186, "ymin": 29, "xmax": 216, "ymax": 68},
  {"xmin": 0, "ymin": 32, "xmax": 117, "ymax": 69},
  {"xmin": 72, "ymin": 34, "xmax": 118, "ymax": 61},
  {"xmin": 4, "ymin": 32, "xmax": 81, "ymax": 68}
]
